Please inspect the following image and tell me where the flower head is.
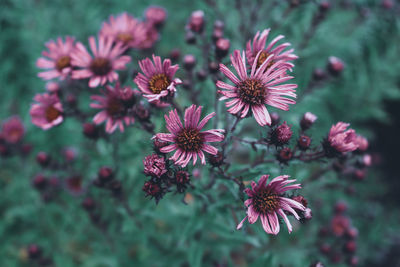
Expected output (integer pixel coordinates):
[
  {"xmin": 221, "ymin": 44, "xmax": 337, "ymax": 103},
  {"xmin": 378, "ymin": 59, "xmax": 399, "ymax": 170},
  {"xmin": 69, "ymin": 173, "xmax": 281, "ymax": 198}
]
[
  {"xmin": 324, "ymin": 122, "xmax": 358, "ymax": 155},
  {"xmin": 246, "ymin": 29, "xmax": 297, "ymax": 70},
  {"xmin": 36, "ymin": 36, "xmax": 76, "ymax": 80},
  {"xmin": 145, "ymin": 6, "xmax": 167, "ymax": 27},
  {"xmin": 237, "ymin": 174, "xmax": 305, "ymax": 235},
  {"xmin": 217, "ymin": 50, "xmax": 297, "ymax": 126},
  {"xmin": 137, "ymin": 23, "xmax": 159, "ymax": 49},
  {"xmin": 301, "ymin": 112, "xmax": 317, "ymax": 130},
  {"xmin": 71, "ymin": 36, "xmax": 131, "ymax": 87},
  {"xmin": 30, "ymin": 93, "xmax": 63, "ymax": 130},
  {"xmin": 90, "ymin": 83, "xmax": 139, "ymax": 133},
  {"xmin": 134, "ymin": 55, "xmax": 181, "ymax": 105},
  {"xmin": 143, "ymin": 154, "xmax": 167, "ymax": 177},
  {"xmin": 1, "ymin": 116, "xmax": 25, "ymax": 144},
  {"xmin": 154, "ymin": 105, "xmax": 225, "ymax": 167},
  {"xmin": 100, "ymin": 13, "xmax": 147, "ymax": 49}
]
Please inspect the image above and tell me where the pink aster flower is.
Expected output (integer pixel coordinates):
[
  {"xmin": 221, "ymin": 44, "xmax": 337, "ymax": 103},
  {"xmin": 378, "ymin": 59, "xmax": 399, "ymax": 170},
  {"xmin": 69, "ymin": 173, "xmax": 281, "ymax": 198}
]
[
  {"xmin": 217, "ymin": 50, "xmax": 297, "ymax": 126},
  {"xmin": 325, "ymin": 122, "xmax": 359, "ymax": 155},
  {"xmin": 134, "ymin": 55, "xmax": 181, "ymax": 105},
  {"xmin": 1, "ymin": 116, "xmax": 25, "ymax": 144},
  {"xmin": 237, "ymin": 174, "xmax": 305, "ymax": 235},
  {"xmin": 30, "ymin": 93, "xmax": 63, "ymax": 130},
  {"xmin": 246, "ymin": 29, "xmax": 298, "ymax": 70},
  {"xmin": 154, "ymin": 105, "xmax": 225, "ymax": 167},
  {"xmin": 137, "ymin": 22, "xmax": 159, "ymax": 49},
  {"xmin": 143, "ymin": 154, "xmax": 167, "ymax": 177},
  {"xmin": 90, "ymin": 83, "xmax": 139, "ymax": 133},
  {"xmin": 71, "ymin": 36, "xmax": 131, "ymax": 88},
  {"xmin": 36, "ymin": 36, "xmax": 76, "ymax": 80},
  {"xmin": 99, "ymin": 13, "xmax": 147, "ymax": 49}
]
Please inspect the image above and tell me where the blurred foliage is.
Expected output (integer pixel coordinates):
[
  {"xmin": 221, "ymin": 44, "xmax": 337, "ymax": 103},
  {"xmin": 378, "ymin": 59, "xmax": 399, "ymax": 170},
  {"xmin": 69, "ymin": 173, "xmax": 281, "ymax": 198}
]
[{"xmin": 0, "ymin": 0, "xmax": 400, "ymax": 266}]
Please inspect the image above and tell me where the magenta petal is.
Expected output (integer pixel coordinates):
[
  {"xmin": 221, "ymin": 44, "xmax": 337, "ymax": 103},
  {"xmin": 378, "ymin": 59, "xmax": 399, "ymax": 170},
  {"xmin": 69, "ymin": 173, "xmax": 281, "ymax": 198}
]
[
  {"xmin": 237, "ymin": 216, "xmax": 248, "ymax": 230},
  {"xmin": 247, "ymin": 206, "xmax": 259, "ymax": 224}
]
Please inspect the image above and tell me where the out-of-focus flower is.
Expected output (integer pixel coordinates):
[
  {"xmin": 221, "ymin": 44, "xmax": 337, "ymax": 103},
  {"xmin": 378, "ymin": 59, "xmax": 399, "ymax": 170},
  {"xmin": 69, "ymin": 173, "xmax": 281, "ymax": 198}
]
[
  {"xmin": 300, "ymin": 112, "xmax": 317, "ymax": 130},
  {"xmin": 355, "ymin": 135, "xmax": 368, "ymax": 152},
  {"xmin": 143, "ymin": 154, "xmax": 167, "ymax": 177},
  {"xmin": 237, "ymin": 174, "xmax": 305, "ymax": 235},
  {"xmin": 245, "ymin": 29, "xmax": 297, "ymax": 70},
  {"xmin": 327, "ymin": 56, "xmax": 344, "ymax": 75},
  {"xmin": 217, "ymin": 50, "xmax": 297, "ymax": 126},
  {"xmin": 363, "ymin": 154, "xmax": 372, "ymax": 167},
  {"xmin": 324, "ymin": 122, "xmax": 358, "ymax": 155},
  {"xmin": 65, "ymin": 175, "xmax": 84, "ymax": 195},
  {"xmin": 30, "ymin": 93, "xmax": 63, "ymax": 130},
  {"xmin": 90, "ymin": 83, "xmax": 138, "ymax": 133},
  {"xmin": 187, "ymin": 10, "xmax": 205, "ymax": 33},
  {"xmin": 134, "ymin": 55, "xmax": 181, "ymax": 105},
  {"xmin": 71, "ymin": 36, "xmax": 131, "ymax": 87},
  {"xmin": 100, "ymin": 13, "xmax": 147, "ymax": 49},
  {"xmin": 145, "ymin": 6, "xmax": 167, "ymax": 27},
  {"xmin": 1, "ymin": 116, "xmax": 25, "ymax": 144},
  {"xmin": 137, "ymin": 23, "xmax": 159, "ymax": 49},
  {"xmin": 154, "ymin": 105, "xmax": 225, "ymax": 167},
  {"xmin": 36, "ymin": 36, "xmax": 76, "ymax": 80},
  {"xmin": 331, "ymin": 214, "xmax": 350, "ymax": 236},
  {"xmin": 45, "ymin": 82, "xmax": 60, "ymax": 94},
  {"xmin": 175, "ymin": 170, "xmax": 190, "ymax": 192}
]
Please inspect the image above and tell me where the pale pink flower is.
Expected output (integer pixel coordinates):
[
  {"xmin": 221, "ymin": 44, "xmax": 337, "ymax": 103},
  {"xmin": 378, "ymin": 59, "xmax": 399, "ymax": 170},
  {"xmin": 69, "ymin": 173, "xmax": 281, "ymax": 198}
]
[
  {"xmin": 237, "ymin": 174, "xmax": 305, "ymax": 235},
  {"xmin": 71, "ymin": 36, "xmax": 131, "ymax": 88},
  {"xmin": 143, "ymin": 154, "xmax": 167, "ymax": 177},
  {"xmin": 325, "ymin": 122, "xmax": 359, "ymax": 154},
  {"xmin": 1, "ymin": 116, "xmax": 25, "ymax": 144},
  {"xmin": 246, "ymin": 29, "xmax": 297, "ymax": 70},
  {"xmin": 36, "ymin": 36, "xmax": 76, "ymax": 80},
  {"xmin": 90, "ymin": 83, "xmax": 139, "ymax": 133},
  {"xmin": 99, "ymin": 13, "xmax": 147, "ymax": 49},
  {"xmin": 30, "ymin": 93, "xmax": 63, "ymax": 130},
  {"xmin": 134, "ymin": 55, "xmax": 181, "ymax": 105},
  {"xmin": 217, "ymin": 50, "xmax": 297, "ymax": 126},
  {"xmin": 154, "ymin": 105, "xmax": 225, "ymax": 167}
]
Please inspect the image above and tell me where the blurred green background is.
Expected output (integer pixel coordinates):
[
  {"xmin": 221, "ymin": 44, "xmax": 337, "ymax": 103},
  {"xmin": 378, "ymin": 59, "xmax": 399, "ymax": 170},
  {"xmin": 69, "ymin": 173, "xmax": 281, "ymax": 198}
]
[{"xmin": 1, "ymin": 0, "xmax": 400, "ymax": 266}]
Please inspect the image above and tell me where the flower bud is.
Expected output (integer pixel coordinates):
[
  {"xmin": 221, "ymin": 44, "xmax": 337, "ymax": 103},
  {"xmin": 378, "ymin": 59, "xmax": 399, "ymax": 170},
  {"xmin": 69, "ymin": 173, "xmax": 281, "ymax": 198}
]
[
  {"xmin": 319, "ymin": 243, "xmax": 331, "ymax": 254},
  {"xmin": 334, "ymin": 201, "xmax": 348, "ymax": 214},
  {"xmin": 208, "ymin": 61, "xmax": 219, "ymax": 74},
  {"xmin": 183, "ymin": 54, "xmax": 196, "ymax": 70},
  {"xmin": 346, "ymin": 227, "xmax": 359, "ymax": 239},
  {"xmin": 188, "ymin": 10, "xmax": 205, "ymax": 33},
  {"xmin": 353, "ymin": 169, "xmax": 366, "ymax": 180},
  {"xmin": 344, "ymin": 240, "xmax": 357, "ymax": 253},
  {"xmin": 381, "ymin": 0, "xmax": 394, "ymax": 9},
  {"xmin": 169, "ymin": 48, "xmax": 180, "ymax": 62},
  {"xmin": 215, "ymin": 38, "xmax": 230, "ymax": 59},
  {"xmin": 143, "ymin": 154, "xmax": 167, "ymax": 177},
  {"xmin": 298, "ymin": 135, "xmax": 311, "ymax": 150},
  {"xmin": 98, "ymin": 166, "xmax": 114, "ymax": 183},
  {"xmin": 327, "ymin": 56, "xmax": 344, "ymax": 75},
  {"xmin": 319, "ymin": 1, "xmax": 331, "ymax": 12},
  {"xmin": 196, "ymin": 69, "xmax": 207, "ymax": 81},
  {"xmin": 277, "ymin": 147, "xmax": 293, "ymax": 163},
  {"xmin": 214, "ymin": 20, "xmax": 224, "ymax": 30},
  {"xmin": 32, "ymin": 174, "xmax": 47, "ymax": 190},
  {"xmin": 143, "ymin": 180, "xmax": 163, "ymax": 202},
  {"xmin": 270, "ymin": 122, "xmax": 292, "ymax": 146},
  {"xmin": 145, "ymin": 6, "xmax": 167, "ymax": 27},
  {"xmin": 313, "ymin": 68, "xmax": 327, "ymax": 81},
  {"xmin": 212, "ymin": 28, "xmax": 224, "ymax": 42},
  {"xmin": 83, "ymin": 123, "xmax": 99, "ymax": 139},
  {"xmin": 36, "ymin": 151, "xmax": 51, "ymax": 167},
  {"xmin": 153, "ymin": 137, "xmax": 168, "ymax": 154},
  {"xmin": 134, "ymin": 104, "xmax": 150, "ymax": 121},
  {"xmin": 175, "ymin": 170, "xmax": 190, "ymax": 193},
  {"xmin": 27, "ymin": 244, "xmax": 42, "ymax": 259},
  {"xmin": 109, "ymin": 180, "xmax": 122, "ymax": 196},
  {"xmin": 348, "ymin": 256, "xmax": 359, "ymax": 266},
  {"xmin": 270, "ymin": 112, "xmax": 280, "ymax": 126},
  {"xmin": 300, "ymin": 112, "xmax": 317, "ymax": 130}
]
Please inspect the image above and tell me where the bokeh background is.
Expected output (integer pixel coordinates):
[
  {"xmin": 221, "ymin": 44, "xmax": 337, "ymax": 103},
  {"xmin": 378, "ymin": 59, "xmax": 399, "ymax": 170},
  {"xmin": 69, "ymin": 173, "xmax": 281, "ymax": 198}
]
[{"xmin": 1, "ymin": 0, "xmax": 400, "ymax": 266}]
